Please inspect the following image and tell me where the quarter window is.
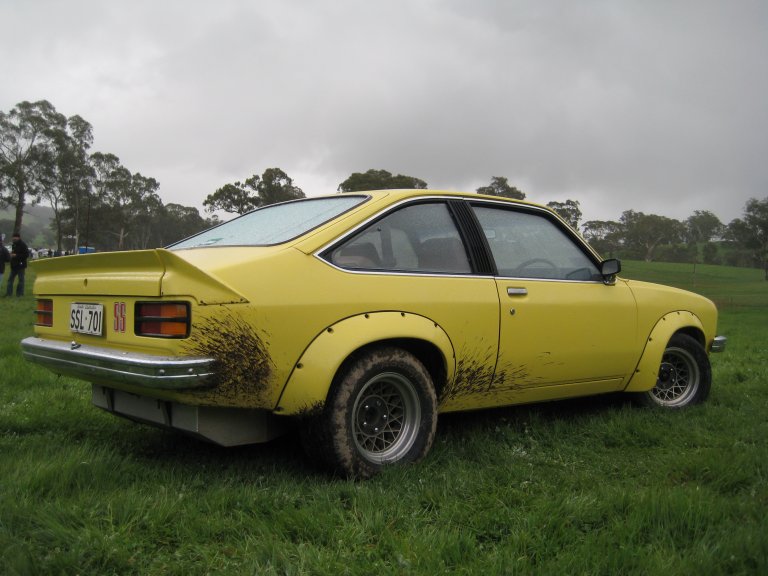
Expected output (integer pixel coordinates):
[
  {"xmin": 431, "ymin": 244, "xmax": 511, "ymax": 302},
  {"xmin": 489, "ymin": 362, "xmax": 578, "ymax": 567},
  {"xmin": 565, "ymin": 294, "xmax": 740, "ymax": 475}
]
[
  {"xmin": 328, "ymin": 202, "xmax": 471, "ymax": 274},
  {"xmin": 472, "ymin": 206, "xmax": 600, "ymax": 281}
]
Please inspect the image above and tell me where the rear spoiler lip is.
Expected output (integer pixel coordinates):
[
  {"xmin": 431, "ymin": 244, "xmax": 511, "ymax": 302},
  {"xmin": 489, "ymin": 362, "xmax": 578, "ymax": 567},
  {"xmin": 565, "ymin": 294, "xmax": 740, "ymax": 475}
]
[{"xmin": 31, "ymin": 249, "xmax": 248, "ymax": 305}]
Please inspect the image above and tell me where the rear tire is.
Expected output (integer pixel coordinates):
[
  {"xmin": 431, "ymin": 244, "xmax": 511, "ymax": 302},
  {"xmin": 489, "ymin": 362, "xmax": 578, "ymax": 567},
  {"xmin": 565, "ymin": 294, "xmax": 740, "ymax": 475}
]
[
  {"xmin": 302, "ymin": 346, "xmax": 437, "ymax": 479},
  {"xmin": 636, "ymin": 333, "xmax": 711, "ymax": 408}
]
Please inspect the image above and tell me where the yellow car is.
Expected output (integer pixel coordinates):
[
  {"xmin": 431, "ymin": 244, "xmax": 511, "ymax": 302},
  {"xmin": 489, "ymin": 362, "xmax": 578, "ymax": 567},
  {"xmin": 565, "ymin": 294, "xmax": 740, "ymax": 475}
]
[{"xmin": 21, "ymin": 190, "xmax": 726, "ymax": 478}]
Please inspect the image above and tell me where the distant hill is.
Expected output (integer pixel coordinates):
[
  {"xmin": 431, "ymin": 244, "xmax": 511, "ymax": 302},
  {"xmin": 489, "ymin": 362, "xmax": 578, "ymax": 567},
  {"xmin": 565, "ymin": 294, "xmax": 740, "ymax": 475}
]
[{"xmin": 0, "ymin": 204, "xmax": 56, "ymax": 247}]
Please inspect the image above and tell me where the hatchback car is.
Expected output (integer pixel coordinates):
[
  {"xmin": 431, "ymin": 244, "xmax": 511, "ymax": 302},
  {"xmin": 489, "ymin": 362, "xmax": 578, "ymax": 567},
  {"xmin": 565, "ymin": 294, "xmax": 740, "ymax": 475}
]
[{"xmin": 22, "ymin": 190, "xmax": 726, "ymax": 478}]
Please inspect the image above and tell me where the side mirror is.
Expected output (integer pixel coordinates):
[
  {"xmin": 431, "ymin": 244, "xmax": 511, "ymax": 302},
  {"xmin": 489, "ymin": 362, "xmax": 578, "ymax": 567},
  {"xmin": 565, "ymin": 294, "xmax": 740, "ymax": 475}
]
[{"xmin": 600, "ymin": 259, "xmax": 621, "ymax": 284}]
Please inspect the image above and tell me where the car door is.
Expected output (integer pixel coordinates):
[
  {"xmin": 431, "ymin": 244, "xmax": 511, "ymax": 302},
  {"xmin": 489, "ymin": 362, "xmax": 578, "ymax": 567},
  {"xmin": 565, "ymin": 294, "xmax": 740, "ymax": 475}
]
[
  {"xmin": 323, "ymin": 200, "xmax": 502, "ymax": 410},
  {"xmin": 471, "ymin": 202, "xmax": 639, "ymax": 404}
]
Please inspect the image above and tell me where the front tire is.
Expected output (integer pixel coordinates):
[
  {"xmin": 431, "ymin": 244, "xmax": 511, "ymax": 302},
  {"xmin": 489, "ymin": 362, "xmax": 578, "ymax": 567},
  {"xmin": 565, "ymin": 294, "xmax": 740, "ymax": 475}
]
[
  {"xmin": 303, "ymin": 346, "xmax": 437, "ymax": 479},
  {"xmin": 637, "ymin": 333, "xmax": 712, "ymax": 408}
]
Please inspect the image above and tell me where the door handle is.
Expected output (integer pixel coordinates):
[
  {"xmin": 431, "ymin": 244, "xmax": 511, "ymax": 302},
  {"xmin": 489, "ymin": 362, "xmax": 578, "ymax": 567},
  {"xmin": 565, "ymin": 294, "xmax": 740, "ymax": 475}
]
[{"xmin": 507, "ymin": 287, "xmax": 528, "ymax": 296}]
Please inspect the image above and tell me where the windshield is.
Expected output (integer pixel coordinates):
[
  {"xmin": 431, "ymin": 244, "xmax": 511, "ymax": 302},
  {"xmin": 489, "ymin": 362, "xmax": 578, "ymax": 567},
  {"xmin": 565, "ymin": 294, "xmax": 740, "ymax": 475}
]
[{"xmin": 169, "ymin": 195, "xmax": 368, "ymax": 249}]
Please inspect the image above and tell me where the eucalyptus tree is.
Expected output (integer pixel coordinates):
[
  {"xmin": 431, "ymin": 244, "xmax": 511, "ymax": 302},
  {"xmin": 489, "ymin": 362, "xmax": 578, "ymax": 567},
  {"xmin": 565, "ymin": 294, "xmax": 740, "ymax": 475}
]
[
  {"xmin": 46, "ymin": 115, "xmax": 94, "ymax": 251},
  {"xmin": 205, "ymin": 168, "xmax": 305, "ymax": 214},
  {"xmin": 86, "ymin": 152, "xmax": 130, "ymax": 249},
  {"xmin": 258, "ymin": 167, "xmax": 304, "ymax": 205},
  {"xmin": 204, "ymin": 179, "xmax": 260, "ymax": 214},
  {"xmin": 581, "ymin": 219, "xmax": 623, "ymax": 258},
  {"xmin": 476, "ymin": 176, "xmax": 525, "ymax": 200},
  {"xmin": 620, "ymin": 210, "xmax": 685, "ymax": 262},
  {"xmin": 337, "ymin": 169, "xmax": 427, "ymax": 192},
  {"xmin": 0, "ymin": 100, "xmax": 66, "ymax": 234},
  {"xmin": 106, "ymin": 171, "xmax": 160, "ymax": 251},
  {"xmin": 547, "ymin": 199, "xmax": 582, "ymax": 230},
  {"xmin": 87, "ymin": 153, "xmax": 161, "ymax": 250},
  {"xmin": 685, "ymin": 210, "xmax": 724, "ymax": 244},
  {"xmin": 155, "ymin": 203, "xmax": 210, "ymax": 246},
  {"xmin": 727, "ymin": 197, "xmax": 768, "ymax": 279},
  {"xmin": 129, "ymin": 174, "xmax": 163, "ymax": 250}
]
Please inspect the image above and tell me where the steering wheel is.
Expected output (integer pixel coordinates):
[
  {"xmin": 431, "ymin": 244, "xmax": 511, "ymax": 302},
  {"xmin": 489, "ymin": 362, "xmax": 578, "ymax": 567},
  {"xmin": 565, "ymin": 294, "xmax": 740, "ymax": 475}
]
[{"xmin": 514, "ymin": 258, "xmax": 559, "ymax": 277}]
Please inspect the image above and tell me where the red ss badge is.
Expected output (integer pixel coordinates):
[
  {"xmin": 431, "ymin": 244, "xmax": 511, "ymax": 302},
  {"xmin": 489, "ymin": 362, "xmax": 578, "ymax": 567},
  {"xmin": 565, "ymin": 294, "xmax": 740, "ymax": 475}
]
[{"xmin": 113, "ymin": 302, "xmax": 126, "ymax": 333}]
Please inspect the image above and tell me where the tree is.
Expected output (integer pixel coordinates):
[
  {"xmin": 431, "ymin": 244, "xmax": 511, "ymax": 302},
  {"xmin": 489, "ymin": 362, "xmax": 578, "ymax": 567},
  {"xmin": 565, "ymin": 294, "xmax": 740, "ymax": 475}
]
[
  {"xmin": 85, "ymin": 153, "xmax": 161, "ymax": 250},
  {"xmin": 257, "ymin": 167, "xmax": 305, "ymax": 205},
  {"xmin": 205, "ymin": 168, "xmax": 305, "ymax": 214},
  {"xmin": 685, "ymin": 210, "xmax": 724, "ymax": 244},
  {"xmin": 476, "ymin": 176, "xmax": 525, "ymax": 200},
  {"xmin": 337, "ymin": 169, "xmax": 427, "ymax": 192},
  {"xmin": 547, "ymin": 199, "xmax": 582, "ymax": 230},
  {"xmin": 45, "ymin": 115, "xmax": 94, "ymax": 251},
  {"xmin": 582, "ymin": 220, "xmax": 623, "ymax": 258},
  {"xmin": 702, "ymin": 242, "xmax": 719, "ymax": 264},
  {"xmin": 129, "ymin": 174, "xmax": 163, "ymax": 250},
  {"xmin": 87, "ymin": 152, "xmax": 131, "ymax": 250},
  {"xmin": 726, "ymin": 197, "xmax": 768, "ymax": 280},
  {"xmin": 0, "ymin": 100, "xmax": 66, "ymax": 234},
  {"xmin": 156, "ymin": 203, "xmax": 210, "ymax": 246},
  {"xmin": 620, "ymin": 210, "xmax": 685, "ymax": 262},
  {"xmin": 204, "ymin": 181, "xmax": 259, "ymax": 215}
]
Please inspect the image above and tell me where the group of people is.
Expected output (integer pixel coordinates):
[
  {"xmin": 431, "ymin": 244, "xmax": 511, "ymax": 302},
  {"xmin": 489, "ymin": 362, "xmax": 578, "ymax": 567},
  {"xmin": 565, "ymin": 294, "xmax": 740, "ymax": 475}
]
[{"xmin": 0, "ymin": 232, "xmax": 29, "ymax": 297}]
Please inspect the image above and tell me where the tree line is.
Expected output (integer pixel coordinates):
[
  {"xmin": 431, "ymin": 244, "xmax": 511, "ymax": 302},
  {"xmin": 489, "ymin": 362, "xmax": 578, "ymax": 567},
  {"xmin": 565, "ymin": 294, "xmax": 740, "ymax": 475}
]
[
  {"xmin": 208, "ymin": 168, "xmax": 767, "ymax": 278},
  {"xmin": 0, "ymin": 100, "xmax": 214, "ymax": 252},
  {"xmin": 2, "ymin": 100, "xmax": 766, "ymax": 278}
]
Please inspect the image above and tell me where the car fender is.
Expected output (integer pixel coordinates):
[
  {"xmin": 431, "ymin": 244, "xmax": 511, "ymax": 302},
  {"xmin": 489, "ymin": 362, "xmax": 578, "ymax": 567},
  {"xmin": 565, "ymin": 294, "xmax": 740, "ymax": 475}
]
[
  {"xmin": 274, "ymin": 311, "xmax": 455, "ymax": 415},
  {"xmin": 623, "ymin": 310, "xmax": 705, "ymax": 392}
]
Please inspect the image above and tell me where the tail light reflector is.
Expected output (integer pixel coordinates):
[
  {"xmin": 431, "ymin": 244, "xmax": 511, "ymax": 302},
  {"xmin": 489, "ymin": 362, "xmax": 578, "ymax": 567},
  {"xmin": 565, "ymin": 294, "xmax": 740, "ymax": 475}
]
[
  {"xmin": 35, "ymin": 299, "xmax": 54, "ymax": 327},
  {"xmin": 135, "ymin": 302, "xmax": 190, "ymax": 338}
]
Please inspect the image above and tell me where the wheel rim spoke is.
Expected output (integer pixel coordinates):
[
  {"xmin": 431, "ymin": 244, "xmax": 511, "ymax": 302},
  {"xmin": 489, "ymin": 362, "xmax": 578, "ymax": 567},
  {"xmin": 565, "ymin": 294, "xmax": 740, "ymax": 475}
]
[
  {"xmin": 353, "ymin": 372, "xmax": 420, "ymax": 463},
  {"xmin": 652, "ymin": 346, "xmax": 699, "ymax": 406}
]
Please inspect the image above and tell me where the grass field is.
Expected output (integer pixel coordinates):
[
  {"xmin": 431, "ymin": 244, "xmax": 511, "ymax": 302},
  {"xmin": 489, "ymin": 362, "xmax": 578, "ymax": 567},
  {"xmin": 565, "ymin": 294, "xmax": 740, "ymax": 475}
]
[{"xmin": 1, "ymin": 263, "xmax": 766, "ymax": 575}]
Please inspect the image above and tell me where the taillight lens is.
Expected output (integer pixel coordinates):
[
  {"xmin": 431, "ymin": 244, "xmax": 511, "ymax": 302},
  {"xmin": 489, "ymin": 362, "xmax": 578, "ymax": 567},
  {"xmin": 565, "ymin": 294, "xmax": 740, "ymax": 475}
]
[
  {"xmin": 135, "ymin": 302, "xmax": 190, "ymax": 338},
  {"xmin": 35, "ymin": 299, "xmax": 53, "ymax": 327}
]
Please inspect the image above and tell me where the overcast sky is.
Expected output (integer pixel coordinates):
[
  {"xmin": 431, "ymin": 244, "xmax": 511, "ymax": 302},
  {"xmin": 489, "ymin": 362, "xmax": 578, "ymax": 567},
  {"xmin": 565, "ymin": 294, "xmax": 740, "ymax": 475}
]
[{"xmin": 2, "ymin": 0, "xmax": 767, "ymax": 225}]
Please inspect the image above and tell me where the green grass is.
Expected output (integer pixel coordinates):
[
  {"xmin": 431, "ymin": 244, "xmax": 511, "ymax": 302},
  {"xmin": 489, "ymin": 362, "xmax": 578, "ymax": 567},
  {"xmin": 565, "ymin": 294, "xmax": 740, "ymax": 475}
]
[
  {"xmin": 1, "ymin": 264, "xmax": 766, "ymax": 575},
  {"xmin": 621, "ymin": 260, "xmax": 767, "ymax": 309}
]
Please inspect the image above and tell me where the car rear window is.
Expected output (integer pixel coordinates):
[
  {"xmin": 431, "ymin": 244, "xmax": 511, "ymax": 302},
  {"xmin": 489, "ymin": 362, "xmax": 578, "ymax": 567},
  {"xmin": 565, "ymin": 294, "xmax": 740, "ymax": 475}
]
[{"xmin": 169, "ymin": 195, "xmax": 368, "ymax": 248}]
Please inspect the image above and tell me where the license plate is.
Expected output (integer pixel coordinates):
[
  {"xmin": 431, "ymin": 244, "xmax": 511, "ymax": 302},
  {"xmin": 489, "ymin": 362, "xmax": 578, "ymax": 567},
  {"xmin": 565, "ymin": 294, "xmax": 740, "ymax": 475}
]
[{"xmin": 70, "ymin": 303, "xmax": 104, "ymax": 336}]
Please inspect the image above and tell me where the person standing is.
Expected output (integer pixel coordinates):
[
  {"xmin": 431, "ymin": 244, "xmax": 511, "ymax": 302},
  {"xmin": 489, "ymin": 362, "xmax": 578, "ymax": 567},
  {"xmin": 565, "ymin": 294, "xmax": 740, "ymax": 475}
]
[
  {"xmin": 0, "ymin": 237, "xmax": 10, "ymax": 290},
  {"xmin": 6, "ymin": 232, "xmax": 30, "ymax": 297}
]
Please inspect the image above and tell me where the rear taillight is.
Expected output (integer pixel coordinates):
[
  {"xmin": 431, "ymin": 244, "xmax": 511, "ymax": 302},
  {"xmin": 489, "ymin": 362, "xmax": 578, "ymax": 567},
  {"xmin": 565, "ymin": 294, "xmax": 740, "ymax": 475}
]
[
  {"xmin": 35, "ymin": 299, "xmax": 53, "ymax": 327},
  {"xmin": 135, "ymin": 302, "xmax": 190, "ymax": 338}
]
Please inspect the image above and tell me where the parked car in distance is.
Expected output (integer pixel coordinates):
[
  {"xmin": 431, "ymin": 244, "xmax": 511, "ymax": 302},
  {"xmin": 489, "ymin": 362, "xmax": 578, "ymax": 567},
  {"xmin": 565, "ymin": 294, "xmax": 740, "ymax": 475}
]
[{"xmin": 21, "ymin": 190, "xmax": 726, "ymax": 478}]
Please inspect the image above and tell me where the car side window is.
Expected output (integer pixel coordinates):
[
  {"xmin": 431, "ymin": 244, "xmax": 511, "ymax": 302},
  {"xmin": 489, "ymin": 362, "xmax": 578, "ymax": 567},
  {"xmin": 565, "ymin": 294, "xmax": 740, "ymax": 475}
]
[
  {"xmin": 472, "ymin": 205, "xmax": 600, "ymax": 281},
  {"xmin": 329, "ymin": 202, "xmax": 472, "ymax": 274}
]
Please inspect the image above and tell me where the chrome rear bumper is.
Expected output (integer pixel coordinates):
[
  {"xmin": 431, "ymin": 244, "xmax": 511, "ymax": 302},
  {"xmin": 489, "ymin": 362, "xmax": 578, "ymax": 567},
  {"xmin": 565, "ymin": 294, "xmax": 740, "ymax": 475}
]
[{"xmin": 21, "ymin": 337, "xmax": 215, "ymax": 390}]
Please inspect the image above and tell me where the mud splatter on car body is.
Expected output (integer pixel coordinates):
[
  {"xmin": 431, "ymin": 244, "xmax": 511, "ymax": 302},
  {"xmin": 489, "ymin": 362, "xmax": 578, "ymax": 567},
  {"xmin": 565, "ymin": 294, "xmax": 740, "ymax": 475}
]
[
  {"xmin": 183, "ymin": 307, "xmax": 275, "ymax": 406},
  {"xmin": 440, "ymin": 350, "xmax": 498, "ymax": 403},
  {"xmin": 441, "ymin": 348, "xmax": 546, "ymax": 405}
]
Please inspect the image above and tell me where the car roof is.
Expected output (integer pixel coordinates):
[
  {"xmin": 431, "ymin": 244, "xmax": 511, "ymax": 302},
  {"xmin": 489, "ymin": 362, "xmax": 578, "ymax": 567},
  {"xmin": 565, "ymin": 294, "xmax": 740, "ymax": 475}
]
[
  {"xmin": 291, "ymin": 189, "xmax": 552, "ymax": 254},
  {"xmin": 337, "ymin": 188, "xmax": 537, "ymax": 206}
]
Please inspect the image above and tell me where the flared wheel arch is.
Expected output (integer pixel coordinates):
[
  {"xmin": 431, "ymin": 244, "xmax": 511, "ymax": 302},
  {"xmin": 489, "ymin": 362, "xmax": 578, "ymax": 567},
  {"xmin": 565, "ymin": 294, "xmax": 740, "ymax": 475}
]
[
  {"xmin": 275, "ymin": 312, "xmax": 454, "ymax": 415},
  {"xmin": 623, "ymin": 311, "xmax": 709, "ymax": 394}
]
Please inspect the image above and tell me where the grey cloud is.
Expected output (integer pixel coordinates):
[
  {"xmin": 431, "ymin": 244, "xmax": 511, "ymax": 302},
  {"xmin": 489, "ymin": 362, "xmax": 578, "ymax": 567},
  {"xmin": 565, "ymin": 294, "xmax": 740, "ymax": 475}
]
[{"xmin": 1, "ymin": 0, "xmax": 766, "ymax": 224}]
